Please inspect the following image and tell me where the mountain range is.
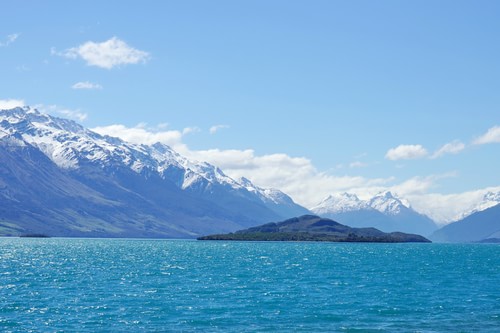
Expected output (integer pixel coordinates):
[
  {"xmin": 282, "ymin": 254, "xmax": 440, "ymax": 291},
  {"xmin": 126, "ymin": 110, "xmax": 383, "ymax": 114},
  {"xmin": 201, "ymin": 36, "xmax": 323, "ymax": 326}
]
[
  {"xmin": 456, "ymin": 191, "xmax": 500, "ymax": 220},
  {"xmin": 0, "ymin": 106, "xmax": 308, "ymax": 238},
  {"xmin": 310, "ymin": 191, "xmax": 438, "ymax": 236},
  {"xmin": 430, "ymin": 203, "xmax": 500, "ymax": 242},
  {"xmin": 1, "ymin": 106, "xmax": 499, "ymax": 241}
]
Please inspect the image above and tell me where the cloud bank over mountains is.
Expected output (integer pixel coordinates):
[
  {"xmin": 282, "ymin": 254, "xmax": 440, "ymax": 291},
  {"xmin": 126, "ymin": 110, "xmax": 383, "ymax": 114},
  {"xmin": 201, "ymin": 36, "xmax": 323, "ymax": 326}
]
[
  {"xmin": 91, "ymin": 120, "xmax": 500, "ymax": 224},
  {"xmin": 91, "ymin": 122, "xmax": 391, "ymax": 204},
  {"xmin": 0, "ymin": 99, "xmax": 25, "ymax": 110},
  {"xmin": 2, "ymin": 100, "xmax": 498, "ymax": 225},
  {"xmin": 0, "ymin": 100, "xmax": 88, "ymax": 122}
]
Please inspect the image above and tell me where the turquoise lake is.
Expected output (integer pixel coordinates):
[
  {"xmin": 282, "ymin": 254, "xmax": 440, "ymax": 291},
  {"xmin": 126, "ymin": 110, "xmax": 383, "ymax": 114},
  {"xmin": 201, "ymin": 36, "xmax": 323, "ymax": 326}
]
[{"xmin": 1, "ymin": 238, "xmax": 499, "ymax": 332}]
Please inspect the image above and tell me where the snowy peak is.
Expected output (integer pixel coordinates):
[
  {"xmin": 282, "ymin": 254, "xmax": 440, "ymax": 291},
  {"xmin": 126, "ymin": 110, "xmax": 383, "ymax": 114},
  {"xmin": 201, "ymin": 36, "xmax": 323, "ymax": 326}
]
[
  {"xmin": 1, "ymin": 106, "xmax": 207, "ymax": 178},
  {"xmin": 311, "ymin": 192, "xmax": 368, "ymax": 214},
  {"xmin": 0, "ymin": 106, "xmax": 305, "ymax": 217},
  {"xmin": 310, "ymin": 191, "xmax": 437, "ymax": 236},
  {"xmin": 0, "ymin": 106, "xmax": 230, "ymax": 185},
  {"xmin": 312, "ymin": 191, "xmax": 411, "ymax": 216},
  {"xmin": 368, "ymin": 191, "xmax": 410, "ymax": 215},
  {"xmin": 238, "ymin": 176, "xmax": 254, "ymax": 188},
  {"xmin": 0, "ymin": 106, "xmax": 86, "ymax": 135},
  {"xmin": 0, "ymin": 106, "xmax": 126, "ymax": 169},
  {"xmin": 458, "ymin": 191, "xmax": 500, "ymax": 220},
  {"xmin": 0, "ymin": 106, "xmax": 38, "ymax": 123}
]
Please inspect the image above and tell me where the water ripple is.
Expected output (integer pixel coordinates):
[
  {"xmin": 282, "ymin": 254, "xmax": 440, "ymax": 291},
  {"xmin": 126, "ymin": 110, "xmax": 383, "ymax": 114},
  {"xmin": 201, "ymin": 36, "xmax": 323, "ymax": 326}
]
[{"xmin": 0, "ymin": 239, "xmax": 499, "ymax": 332}]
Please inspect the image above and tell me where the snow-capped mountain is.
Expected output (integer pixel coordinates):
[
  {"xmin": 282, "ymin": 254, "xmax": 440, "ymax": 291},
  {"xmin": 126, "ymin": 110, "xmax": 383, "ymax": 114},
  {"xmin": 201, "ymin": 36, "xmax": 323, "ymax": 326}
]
[
  {"xmin": 237, "ymin": 177, "xmax": 308, "ymax": 217},
  {"xmin": 0, "ymin": 107, "xmax": 244, "ymax": 191},
  {"xmin": 0, "ymin": 106, "xmax": 308, "ymax": 237},
  {"xmin": 310, "ymin": 192, "xmax": 369, "ymax": 214},
  {"xmin": 431, "ymin": 191, "xmax": 500, "ymax": 242},
  {"xmin": 368, "ymin": 191, "xmax": 411, "ymax": 215},
  {"xmin": 311, "ymin": 191, "xmax": 437, "ymax": 236},
  {"xmin": 430, "ymin": 202, "xmax": 500, "ymax": 243},
  {"xmin": 457, "ymin": 191, "xmax": 500, "ymax": 220},
  {"xmin": 310, "ymin": 191, "xmax": 411, "ymax": 215}
]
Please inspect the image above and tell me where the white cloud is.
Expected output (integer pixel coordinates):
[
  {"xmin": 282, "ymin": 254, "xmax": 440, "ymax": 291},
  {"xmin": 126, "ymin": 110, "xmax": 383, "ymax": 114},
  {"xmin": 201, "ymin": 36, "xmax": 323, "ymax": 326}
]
[
  {"xmin": 56, "ymin": 37, "xmax": 150, "ymax": 69},
  {"xmin": 182, "ymin": 127, "xmax": 200, "ymax": 135},
  {"xmin": 85, "ymin": 122, "xmax": 500, "ymax": 223},
  {"xmin": 16, "ymin": 65, "xmax": 30, "ymax": 72},
  {"xmin": 473, "ymin": 125, "xmax": 500, "ymax": 145},
  {"xmin": 35, "ymin": 104, "xmax": 88, "ymax": 122},
  {"xmin": 390, "ymin": 172, "xmax": 458, "ymax": 197},
  {"xmin": 431, "ymin": 140, "xmax": 466, "ymax": 159},
  {"xmin": 0, "ymin": 101, "xmax": 88, "ymax": 122},
  {"xmin": 0, "ymin": 99, "xmax": 25, "ymax": 109},
  {"xmin": 89, "ymin": 123, "xmax": 394, "ymax": 207},
  {"xmin": 209, "ymin": 124, "xmax": 229, "ymax": 134},
  {"xmin": 385, "ymin": 144, "xmax": 428, "ymax": 160},
  {"xmin": 57, "ymin": 109, "xmax": 88, "ymax": 122},
  {"xmin": 0, "ymin": 33, "xmax": 19, "ymax": 47},
  {"xmin": 91, "ymin": 124, "xmax": 190, "ymax": 152},
  {"xmin": 72, "ymin": 81, "xmax": 103, "ymax": 90},
  {"xmin": 407, "ymin": 186, "xmax": 500, "ymax": 224},
  {"xmin": 349, "ymin": 161, "xmax": 367, "ymax": 168},
  {"xmin": 188, "ymin": 147, "xmax": 393, "ymax": 207}
]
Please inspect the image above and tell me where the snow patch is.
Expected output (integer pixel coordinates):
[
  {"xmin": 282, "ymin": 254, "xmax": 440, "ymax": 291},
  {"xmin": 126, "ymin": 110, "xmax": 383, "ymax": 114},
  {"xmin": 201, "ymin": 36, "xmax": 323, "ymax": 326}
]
[
  {"xmin": 311, "ymin": 192, "xmax": 368, "ymax": 214},
  {"xmin": 458, "ymin": 191, "xmax": 500, "ymax": 220},
  {"xmin": 312, "ymin": 191, "xmax": 411, "ymax": 216},
  {"xmin": 0, "ymin": 105, "xmax": 300, "ymax": 209}
]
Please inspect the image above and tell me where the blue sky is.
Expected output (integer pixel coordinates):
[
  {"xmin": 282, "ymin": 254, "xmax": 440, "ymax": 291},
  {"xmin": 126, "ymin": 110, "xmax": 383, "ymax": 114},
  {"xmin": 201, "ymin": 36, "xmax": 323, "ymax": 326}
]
[{"xmin": 1, "ymin": 1, "xmax": 500, "ymax": 222}]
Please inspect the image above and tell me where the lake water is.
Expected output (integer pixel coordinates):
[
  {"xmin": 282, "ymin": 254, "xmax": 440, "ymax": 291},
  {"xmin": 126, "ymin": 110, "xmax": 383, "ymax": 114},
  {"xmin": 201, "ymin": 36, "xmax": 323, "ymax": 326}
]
[{"xmin": 1, "ymin": 238, "xmax": 499, "ymax": 332}]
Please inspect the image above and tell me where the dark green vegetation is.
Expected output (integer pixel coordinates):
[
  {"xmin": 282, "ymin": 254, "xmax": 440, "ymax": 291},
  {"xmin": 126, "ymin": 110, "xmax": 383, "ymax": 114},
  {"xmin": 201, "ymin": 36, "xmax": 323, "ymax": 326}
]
[
  {"xmin": 19, "ymin": 234, "xmax": 51, "ymax": 238},
  {"xmin": 198, "ymin": 215, "xmax": 431, "ymax": 243}
]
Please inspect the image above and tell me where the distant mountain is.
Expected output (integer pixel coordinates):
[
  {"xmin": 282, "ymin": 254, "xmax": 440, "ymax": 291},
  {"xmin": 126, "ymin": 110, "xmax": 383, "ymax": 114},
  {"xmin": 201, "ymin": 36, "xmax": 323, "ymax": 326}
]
[
  {"xmin": 311, "ymin": 193, "xmax": 395, "ymax": 231},
  {"xmin": 0, "ymin": 106, "xmax": 309, "ymax": 238},
  {"xmin": 312, "ymin": 192, "xmax": 369, "ymax": 213},
  {"xmin": 198, "ymin": 215, "xmax": 431, "ymax": 243},
  {"xmin": 311, "ymin": 191, "xmax": 437, "ymax": 236},
  {"xmin": 457, "ymin": 191, "xmax": 500, "ymax": 220},
  {"xmin": 368, "ymin": 191, "xmax": 411, "ymax": 215},
  {"xmin": 430, "ymin": 203, "xmax": 500, "ymax": 243}
]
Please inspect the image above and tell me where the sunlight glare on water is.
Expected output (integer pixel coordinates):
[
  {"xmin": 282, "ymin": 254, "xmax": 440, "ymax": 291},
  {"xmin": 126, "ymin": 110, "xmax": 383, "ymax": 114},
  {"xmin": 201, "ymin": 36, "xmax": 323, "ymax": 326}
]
[{"xmin": 1, "ymin": 238, "xmax": 499, "ymax": 332}]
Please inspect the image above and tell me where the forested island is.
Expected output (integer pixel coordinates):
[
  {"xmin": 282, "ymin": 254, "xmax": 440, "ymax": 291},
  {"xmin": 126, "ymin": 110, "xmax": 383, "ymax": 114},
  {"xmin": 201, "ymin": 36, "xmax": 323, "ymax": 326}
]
[{"xmin": 198, "ymin": 215, "xmax": 431, "ymax": 243}]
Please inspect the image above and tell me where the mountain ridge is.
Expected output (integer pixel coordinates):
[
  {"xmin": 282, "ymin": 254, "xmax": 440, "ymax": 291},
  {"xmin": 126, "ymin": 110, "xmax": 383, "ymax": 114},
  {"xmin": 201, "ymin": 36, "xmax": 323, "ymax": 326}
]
[
  {"xmin": 430, "ymin": 203, "xmax": 500, "ymax": 243},
  {"xmin": 311, "ymin": 191, "xmax": 437, "ymax": 236},
  {"xmin": 0, "ymin": 106, "xmax": 309, "ymax": 238},
  {"xmin": 456, "ymin": 191, "xmax": 500, "ymax": 221},
  {"xmin": 2, "ymin": 106, "xmax": 498, "ymax": 241}
]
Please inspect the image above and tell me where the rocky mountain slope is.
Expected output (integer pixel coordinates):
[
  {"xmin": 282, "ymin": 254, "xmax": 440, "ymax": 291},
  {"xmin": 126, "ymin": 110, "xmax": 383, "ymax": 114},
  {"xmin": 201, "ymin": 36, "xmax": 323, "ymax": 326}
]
[
  {"xmin": 0, "ymin": 106, "xmax": 309, "ymax": 238},
  {"xmin": 430, "ymin": 203, "xmax": 500, "ymax": 243}
]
